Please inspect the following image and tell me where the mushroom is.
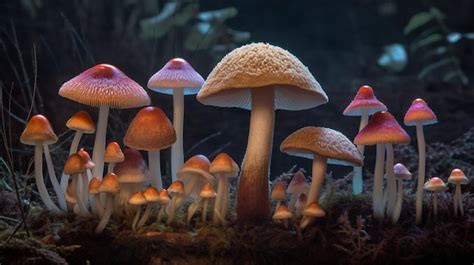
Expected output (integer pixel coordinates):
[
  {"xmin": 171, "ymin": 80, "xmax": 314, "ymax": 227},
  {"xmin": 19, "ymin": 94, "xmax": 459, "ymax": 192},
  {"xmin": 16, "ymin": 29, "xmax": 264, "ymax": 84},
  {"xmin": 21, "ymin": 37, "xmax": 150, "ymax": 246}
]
[
  {"xmin": 95, "ymin": 172, "xmax": 120, "ymax": 233},
  {"xmin": 272, "ymin": 205, "xmax": 293, "ymax": 228},
  {"xmin": 157, "ymin": 189, "xmax": 170, "ymax": 223},
  {"xmin": 137, "ymin": 186, "xmax": 160, "ymax": 228},
  {"xmin": 354, "ymin": 112, "xmax": 410, "ymax": 221},
  {"xmin": 124, "ymin": 106, "xmax": 176, "ymax": 189},
  {"xmin": 271, "ymin": 182, "xmax": 287, "ymax": 213},
  {"xmin": 199, "ymin": 182, "xmax": 217, "ymax": 223},
  {"xmin": 177, "ymin": 155, "xmax": 214, "ymax": 201},
  {"xmin": 447, "ymin": 169, "xmax": 469, "ymax": 217},
  {"xmin": 147, "ymin": 58, "xmax": 204, "ymax": 182},
  {"xmin": 391, "ymin": 163, "xmax": 412, "ymax": 224},
  {"xmin": 60, "ymin": 111, "xmax": 95, "ymax": 202},
  {"xmin": 299, "ymin": 202, "xmax": 326, "ymax": 230},
  {"xmin": 78, "ymin": 148, "xmax": 95, "ymax": 207},
  {"xmin": 59, "ymin": 64, "xmax": 150, "ymax": 181},
  {"xmin": 104, "ymin": 142, "xmax": 124, "ymax": 173},
  {"xmin": 209, "ymin": 153, "xmax": 239, "ymax": 225},
  {"xmin": 166, "ymin": 180, "xmax": 185, "ymax": 225},
  {"xmin": 343, "ymin": 85, "xmax": 387, "ymax": 195},
  {"xmin": 404, "ymin": 98, "xmax": 437, "ymax": 224},
  {"xmin": 128, "ymin": 192, "xmax": 147, "ymax": 231},
  {"xmin": 20, "ymin": 114, "xmax": 61, "ymax": 213},
  {"xmin": 88, "ymin": 177, "xmax": 103, "ymax": 217},
  {"xmin": 64, "ymin": 154, "xmax": 90, "ymax": 216},
  {"xmin": 197, "ymin": 43, "xmax": 328, "ymax": 222},
  {"xmin": 424, "ymin": 177, "xmax": 447, "ymax": 219},
  {"xmin": 287, "ymin": 170, "xmax": 310, "ymax": 211}
]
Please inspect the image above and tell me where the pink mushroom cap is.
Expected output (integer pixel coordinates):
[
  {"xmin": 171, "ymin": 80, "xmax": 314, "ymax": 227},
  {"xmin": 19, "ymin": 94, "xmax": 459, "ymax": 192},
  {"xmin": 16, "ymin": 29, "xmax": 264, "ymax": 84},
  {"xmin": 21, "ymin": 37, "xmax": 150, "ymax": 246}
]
[
  {"xmin": 343, "ymin": 85, "xmax": 387, "ymax": 116},
  {"xmin": 404, "ymin": 98, "xmax": 437, "ymax": 126},
  {"xmin": 354, "ymin": 111, "xmax": 410, "ymax": 146}
]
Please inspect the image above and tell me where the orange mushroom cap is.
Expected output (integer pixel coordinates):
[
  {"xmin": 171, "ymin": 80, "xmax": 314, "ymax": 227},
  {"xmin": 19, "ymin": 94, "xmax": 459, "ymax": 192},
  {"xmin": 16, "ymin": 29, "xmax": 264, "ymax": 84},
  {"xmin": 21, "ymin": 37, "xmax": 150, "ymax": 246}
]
[
  {"xmin": 64, "ymin": 154, "xmax": 86, "ymax": 175},
  {"xmin": 424, "ymin": 177, "xmax": 447, "ymax": 193},
  {"xmin": 448, "ymin": 168, "xmax": 469, "ymax": 185},
  {"xmin": 200, "ymin": 182, "xmax": 217, "ymax": 198},
  {"xmin": 177, "ymin": 155, "xmax": 214, "ymax": 183},
  {"xmin": 98, "ymin": 173, "xmax": 120, "ymax": 193},
  {"xmin": 128, "ymin": 192, "xmax": 147, "ymax": 205},
  {"xmin": 104, "ymin": 142, "xmax": 125, "ymax": 163},
  {"xmin": 404, "ymin": 98, "xmax": 437, "ymax": 126},
  {"xmin": 343, "ymin": 85, "xmax": 387, "ymax": 116},
  {"xmin": 78, "ymin": 148, "xmax": 95, "ymax": 169},
  {"xmin": 209, "ymin": 153, "xmax": 239, "ymax": 177},
  {"xmin": 354, "ymin": 111, "xmax": 410, "ymax": 146},
  {"xmin": 271, "ymin": 182, "xmax": 286, "ymax": 201},
  {"xmin": 143, "ymin": 186, "xmax": 161, "ymax": 202},
  {"xmin": 66, "ymin": 111, "xmax": 95, "ymax": 134},
  {"xmin": 20, "ymin": 114, "xmax": 58, "ymax": 145}
]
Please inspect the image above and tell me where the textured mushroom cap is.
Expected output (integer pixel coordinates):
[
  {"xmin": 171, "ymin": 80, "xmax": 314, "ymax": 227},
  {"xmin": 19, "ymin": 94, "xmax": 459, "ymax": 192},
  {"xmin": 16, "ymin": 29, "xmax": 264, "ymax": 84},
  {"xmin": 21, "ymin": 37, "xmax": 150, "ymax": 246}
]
[
  {"xmin": 143, "ymin": 186, "xmax": 161, "ymax": 202},
  {"xmin": 147, "ymin": 58, "xmax": 204, "ymax": 95},
  {"xmin": 355, "ymin": 111, "xmax": 410, "ymax": 146},
  {"xmin": 59, "ymin": 64, "xmax": 150, "ymax": 109},
  {"xmin": 98, "ymin": 173, "xmax": 120, "ymax": 194},
  {"xmin": 104, "ymin": 142, "xmax": 125, "ymax": 163},
  {"xmin": 209, "ymin": 153, "xmax": 239, "ymax": 178},
  {"xmin": 65, "ymin": 182, "xmax": 76, "ymax": 204},
  {"xmin": 404, "ymin": 98, "xmax": 437, "ymax": 126},
  {"xmin": 124, "ymin": 107, "xmax": 176, "ymax": 151},
  {"xmin": 114, "ymin": 149, "xmax": 150, "ymax": 183},
  {"xmin": 424, "ymin": 177, "xmax": 447, "ymax": 193},
  {"xmin": 302, "ymin": 202, "xmax": 326, "ymax": 217},
  {"xmin": 343, "ymin": 85, "xmax": 387, "ymax": 116},
  {"xmin": 448, "ymin": 168, "xmax": 469, "ymax": 185},
  {"xmin": 200, "ymin": 183, "xmax": 217, "ymax": 198},
  {"xmin": 295, "ymin": 193, "xmax": 308, "ymax": 212},
  {"xmin": 177, "ymin": 155, "xmax": 214, "ymax": 183},
  {"xmin": 66, "ymin": 111, "xmax": 95, "ymax": 133},
  {"xmin": 159, "ymin": 189, "xmax": 171, "ymax": 204},
  {"xmin": 78, "ymin": 148, "xmax": 95, "ymax": 169},
  {"xmin": 394, "ymin": 163, "xmax": 412, "ymax": 180},
  {"xmin": 168, "ymin": 180, "xmax": 185, "ymax": 194},
  {"xmin": 273, "ymin": 205, "xmax": 293, "ymax": 220},
  {"xmin": 64, "ymin": 154, "xmax": 86, "ymax": 175},
  {"xmin": 88, "ymin": 177, "xmax": 102, "ymax": 194},
  {"xmin": 271, "ymin": 182, "xmax": 287, "ymax": 201},
  {"xmin": 287, "ymin": 171, "xmax": 310, "ymax": 194},
  {"xmin": 128, "ymin": 192, "xmax": 147, "ymax": 205},
  {"xmin": 281, "ymin": 127, "xmax": 363, "ymax": 167},
  {"xmin": 21, "ymin": 115, "xmax": 58, "ymax": 145},
  {"xmin": 197, "ymin": 43, "xmax": 328, "ymax": 110}
]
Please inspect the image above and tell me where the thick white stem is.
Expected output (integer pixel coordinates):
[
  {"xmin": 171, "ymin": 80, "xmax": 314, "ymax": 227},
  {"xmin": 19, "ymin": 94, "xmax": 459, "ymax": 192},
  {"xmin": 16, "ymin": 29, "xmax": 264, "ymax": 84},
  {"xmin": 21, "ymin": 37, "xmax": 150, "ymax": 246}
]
[
  {"xmin": 385, "ymin": 144, "xmax": 396, "ymax": 216},
  {"xmin": 171, "ymin": 88, "xmax": 184, "ymax": 182},
  {"xmin": 202, "ymin": 199, "xmax": 208, "ymax": 223},
  {"xmin": 34, "ymin": 144, "xmax": 61, "ymax": 212},
  {"xmin": 91, "ymin": 106, "xmax": 109, "ymax": 180},
  {"xmin": 415, "ymin": 123, "xmax": 426, "ymax": 225},
  {"xmin": 60, "ymin": 132, "xmax": 83, "ymax": 193},
  {"xmin": 137, "ymin": 204, "xmax": 152, "ymax": 228},
  {"xmin": 95, "ymin": 195, "xmax": 113, "ymax": 233},
  {"xmin": 148, "ymin": 150, "xmax": 162, "ymax": 189},
  {"xmin": 132, "ymin": 207, "xmax": 142, "ymax": 231},
  {"xmin": 43, "ymin": 144, "xmax": 67, "ymax": 211},
  {"xmin": 433, "ymin": 193, "xmax": 438, "ymax": 218},
  {"xmin": 352, "ymin": 111, "xmax": 369, "ymax": 195},
  {"xmin": 373, "ymin": 144, "xmax": 385, "ymax": 220},
  {"xmin": 306, "ymin": 156, "xmax": 328, "ymax": 206},
  {"xmin": 391, "ymin": 180, "xmax": 404, "ymax": 224}
]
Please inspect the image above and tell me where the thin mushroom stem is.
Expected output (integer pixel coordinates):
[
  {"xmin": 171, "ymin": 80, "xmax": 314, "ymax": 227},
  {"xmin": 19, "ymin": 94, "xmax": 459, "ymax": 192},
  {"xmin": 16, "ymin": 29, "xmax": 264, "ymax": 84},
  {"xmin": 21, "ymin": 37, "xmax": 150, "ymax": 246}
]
[
  {"xmin": 352, "ymin": 109, "xmax": 368, "ymax": 195},
  {"xmin": 202, "ymin": 199, "xmax": 209, "ymax": 223},
  {"xmin": 34, "ymin": 144, "xmax": 61, "ymax": 212},
  {"xmin": 91, "ymin": 106, "xmax": 110, "ymax": 180},
  {"xmin": 457, "ymin": 185, "xmax": 464, "ymax": 216},
  {"xmin": 306, "ymin": 156, "xmax": 328, "ymax": 206},
  {"xmin": 415, "ymin": 122, "xmax": 426, "ymax": 225},
  {"xmin": 60, "ymin": 131, "xmax": 83, "ymax": 193},
  {"xmin": 213, "ymin": 176, "xmax": 224, "ymax": 224},
  {"xmin": 288, "ymin": 194, "xmax": 299, "ymax": 212},
  {"xmin": 148, "ymin": 150, "xmax": 162, "ymax": 189},
  {"xmin": 433, "ymin": 193, "xmax": 438, "ymax": 218},
  {"xmin": 299, "ymin": 216, "xmax": 314, "ymax": 230},
  {"xmin": 95, "ymin": 194, "xmax": 113, "ymax": 233},
  {"xmin": 167, "ymin": 194, "xmax": 180, "ymax": 225},
  {"xmin": 73, "ymin": 174, "xmax": 90, "ymax": 216},
  {"xmin": 391, "ymin": 179, "xmax": 404, "ymax": 224},
  {"xmin": 43, "ymin": 144, "xmax": 67, "ymax": 211},
  {"xmin": 221, "ymin": 179, "xmax": 230, "ymax": 218},
  {"xmin": 385, "ymin": 144, "xmax": 396, "ymax": 217},
  {"xmin": 80, "ymin": 173, "xmax": 91, "ymax": 210},
  {"xmin": 186, "ymin": 200, "xmax": 201, "ymax": 224},
  {"xmin": 236, "ymin": 88, "xmax": 274, "ymax": 222},
  {"xmin": 171, "ymin": 88, "xmax": 184, "ymax": 182},
  {"xmin": 453, "ymin": 184, "xmax": 459, "ymax": 217},
  {"xmin": 373, "ymin": 144, "xmax": 385, "ymax": 221},
  {"xmin": 132, "ymin": 206, "xmax": 142, "ymax": 231},
  {"xmin": 137, "ymin": 203, "xmax": 153, "ymax": 228},
  {"xmin": 92, "ymin": 194, "xmax": 104, "ymax": 217},
  {"xmin": 157, "ymin": 204, "xmax": 166, "ymax": 223}
]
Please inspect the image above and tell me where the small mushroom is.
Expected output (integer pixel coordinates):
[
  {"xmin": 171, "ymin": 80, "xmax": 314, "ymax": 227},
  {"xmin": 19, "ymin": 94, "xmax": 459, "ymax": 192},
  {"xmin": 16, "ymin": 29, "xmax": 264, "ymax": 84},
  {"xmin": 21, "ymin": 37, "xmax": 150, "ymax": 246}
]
[
  {"xmin": 391, "ymin": 163, "xmax": 412, "ymax": 224},
  {"xmin": 95, "ymin": 173, "xmax": 120, "ymax": 233},
  {"xmin": 88, "ymin": 177, "xmax": 103, "ymax": 217},
  {"xmin": 271, "ymin": 182, "xmax": 287, "ymax": 213},
  {"xmin": 424, "ymin": 177, "xmax": 447, "ymax": 219},
  {"xmin": 64, "ymin": 154, "xmax": 90, "ymax": 216},
  {"xmin": 447, "ymin": 169, "xmax": 469, "ymax": 217},
  {"xmin": 299, "ymin": 202, "xmax": 326, "ymax": 230},
  {"xmin": 287, "ymin": 170, "xmax": 310, "ymax": 211},
  {"xmin": 200, "ymin": 183, "xmax": 217, "ymax": 223},
  {"xmin": 166, "ymin": 180, "xmax": 185, "ymax": 225},
  {"xmin": 78, "ymin": 148, "xmax": 95, "ymax": 208},
  {"xmin": 104, "ymin": 142, "xmax": 124, "ymax": 173},
  {"xmin": 177, "ymin": 155, "xmax": 214, "ymax": 200},
  {"xmin": 128, "ymin": 192, "xmax": 147, "ymax": 231},
  {"xmin": 137, "ymin": 186, "xmax": 160, "ymax": 228},
  {"xmin": 157, "ymin": 189, "xmax": 170, "ymax": 223},
  {"xmin": 272, "ymin": 205, "xmax": 293, "ymax": 228}
]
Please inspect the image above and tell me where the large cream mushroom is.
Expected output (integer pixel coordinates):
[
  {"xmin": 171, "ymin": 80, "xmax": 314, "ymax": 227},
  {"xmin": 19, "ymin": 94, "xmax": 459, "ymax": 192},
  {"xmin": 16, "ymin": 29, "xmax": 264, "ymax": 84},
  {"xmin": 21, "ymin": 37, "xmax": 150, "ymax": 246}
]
[{"xmin": 197, "ymin": 43, "xmax": 328, "ymax": 222}]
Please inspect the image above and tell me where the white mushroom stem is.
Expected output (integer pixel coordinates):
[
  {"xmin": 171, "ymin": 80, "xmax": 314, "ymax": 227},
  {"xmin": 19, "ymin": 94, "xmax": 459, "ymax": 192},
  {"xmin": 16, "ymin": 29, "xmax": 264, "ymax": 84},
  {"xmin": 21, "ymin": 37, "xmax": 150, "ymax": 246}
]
[
  {"xmin": 92, "ymin": 194, "xmax": 104, "ymax": 217},
  {"xmin": 157, "ymin": 204, "xmax": 167, "ymax": 223},
  {"xmin": 306, "ymin": 156, "xmax": 327, "ymax": 206},
  {"xmin": 132, "ymin": 206, "xmax": 142, "ymax": 231},
  {"xmin": 91, "ymin": 106, "xmax": 110, "ymax": 180},
  {"xmin": 137, "ymin": 203, "xmax": 153, "ymax": 228},
  {"xmin": 34, "ymin": 144, "xmax": 61, "ymax": 212},
  {"xmin": 385, "ymin": 144, "xmax": 396, "ymax": 217},
  {"xmin": 432, "ymin": 193, "xmax": 438, "ymax": 217},
  {"xmin": 299, "ymin": 216, "xmax": 314, "ymax": 230},
  {"xmin": 166, "ymin": 193, "xmax": 181, "ymax": 224},
  {"xmin": 171, "ymin": 88, "xmax": 184, "ymax": 182},
  {"xmin": 95, "ymin": 194, "xmax": 113, "ymax": 233},
  {"xmin": 148, "ymin": 151, "xmax": 162, "ymax": 189},
  {"xmin": 391, "ymin": 179, "xmax": 404, "ymax": 224},
  {"xmin": 455, "ymin": 184, "xmax": 464, "ymax": 216},
  {"xmin": 352, "ymin": 109, "xmax": 369, "ymax": 195},
  {"xmin": 275, "ymin": 200, "xmax": 282, "ymax": 212},
  {"xmin": 72, "ymin": 174, "xmax": 90, "ymax": 216},
  {"xmin": 107, "ymin": 163, "xmax": 115, "ymax": 174},
  {"xmin": 415, "ymin": 122, "xmax": 426, "ymax": 225},
  {"xmin": 80, "ymin": 172, "xmax": 91, "ymax": 210},
  {"xmin": 213, "ymin": 175, "xmax": 230, "ymax": 224},
  {"xmin": 202, "ymin": 198, "xmax": 210, "ymax": 223},
  {"xmin": 373, "ymin": 144, "xmax": 385, "ymax": 221},
  {"xmin": 43, "ymin": 144, "xmax": 67, "ymax": 211},
  {"xmin": 221, "ymin": 179, "xmax": 230, "ymax": 217},
  {"xmin": 60, "ymin": 131, "xmax": 83, "ymax": 193},
  {"xmin": 186, "ymin": 200, "xmax": 202, "ymax": 224}
]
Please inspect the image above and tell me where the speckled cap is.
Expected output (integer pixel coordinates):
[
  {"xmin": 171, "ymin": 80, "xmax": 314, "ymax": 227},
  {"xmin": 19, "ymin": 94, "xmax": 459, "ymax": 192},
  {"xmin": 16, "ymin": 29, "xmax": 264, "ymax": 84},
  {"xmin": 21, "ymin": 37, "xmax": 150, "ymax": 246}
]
[
  {"xmin": 281, "ymin": 127, "xmax": 363, "ymax": 167},
  {"xmin": 343, "ymin": 85, "xmax": 387, "ymax": 116},
  {"xmin": 21, "ymin": 115, "xmax": 58, "ymax": 145},
  {"xmin": 143, "ymin": 186, "xmax": 161, "ymax": 202},
  {"xmin": 273, "ymin": 205, "xmax": 293, "ymax": 220},
  {"xmin": 404, "ymin": 98, "xmax": 437, "ymax": 126},
  {"xmin": 447, "ymin": 169, "xmax": 469, "ymax": 185},
  {"xmin": 104, "ymin": 142, "xmax": 125, "ymax": 163},
  {"xmin": 59, "ymin": 64, "xmax": 150, "ymax": 109},
  {"xmin": 271, "ymin": 182, "xmax": 286, "ymax": 201},
  {"xmin": 148, "ymin": 58, "xmax": 204, "ymax": 95},
  {"xmin": 88, "ymin": 177, "xmax": 102, "ymax": 194},
  {"xmin": 66, "ymin": 111, "xmax": 95, "ymax": 133},
  {"xmin": 209, "ymin": 153, "xmax": 239, "ymax": 178},
  {"xmin": 354, "ymin": 111, "xmax": 410, "ymax": 146},
  {"xmin": 64, "ymin": 154, "xmax": 86, "ymax": 175},
  {"xmin": 124, "ymin": 107, "xmax": 176, "ymax": 151},
  {"xmin": 424, "ymin": 177, "xmax": 447, "ymax": 193},
  {"xmin": 197, "ymin": 43, "xmax": 328, "ymax": 110}
]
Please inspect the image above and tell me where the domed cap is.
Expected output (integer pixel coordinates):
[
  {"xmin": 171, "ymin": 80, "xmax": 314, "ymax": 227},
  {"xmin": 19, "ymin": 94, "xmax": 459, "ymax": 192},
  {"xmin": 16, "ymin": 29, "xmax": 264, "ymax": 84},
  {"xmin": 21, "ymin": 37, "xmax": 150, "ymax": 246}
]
[
  {"xmin": 98, "ymin": 172, "xmax": 120, "ymax": 193},
  {"xmin": 143, "ymin": 186, "xmax": 161, "ymax": 202},
  {"xmin": 343, "ymin": 85, "xmax": 387, "ymax": 116},
  {"xmin": 104, "ymin": 142, "xmax": 125, "ymax": 163},
  {"xmin": 65, "ymin": 181, "xmax": 76, "ymax": 204},
  {"xmin": 197, "ymin": 43, "xmax": 328, "ymax": 110},
  {"xmin": 200, "ymin": 183, "xmax": 217, "ymax": 199},
  {"xmin": 404, "ymin": 98, "xmax": 437, "ymax": 126},
  {"xmin": 272, "ymin": 205, "xmax": 293, "ymax": 220},
  {"xmin": 159, "ymin": 189, "xmax": 171, "ymax": 204},
  {"xmin": 114, "ymin": 149, "xmax": 150, "ymax": 183},
  {"xmin": 355, "ymin": 111, "xmax": 410, "ymax": 146},
  {"xmin": 124, "ymin": 107, "xmax": 176, "ymax": 151},
  {"xmin": 424, "ymin": 177, "xmax": 447, "ymax": 193},
  {"xmin": 21, "ymin": 115, "xmax": 58, "ymax": 145},
  {"xmin": 59, "ymin": 64, "xmax": 150, "ymax": 109},
  {"xmin": 128, "ymin": 192, "xmax": 147, "ymax": 205},
  {"xmin": 168, "ymin": 180, "xmax": 185, "ymax": 194},
  {"xmin": 78, "ymin": 148, "xmax": 95, "ymax": 169},
  {"xmin": 147, "ymin": 58, "xmax": 205, "ymax": 95},
  {"xmin": 447, "ymin": 169, "xmax": 469, "ymax": 185},
  {"xmin": 287, "ymin": 171, "xmax": 310, "ymax": 194},
  {"xmin": 271, "ymin": 182, "xmax": 286, "ymax": 201},
  {"xmin": 177, "ymin": 155, "xmax": 214, "ymax": 183},
  {"xmin": 281, "ymin": 127, "xmax": 363, "ymax": 167},
  {"xmin": 66, "ymin": 111, "xmax": 95, "ymax": 134},
  {"xmin": 302, "ymin": 202, "xmax": 326, "ymax": 218},
  {"xmin": 394, "ymin": 163, "xmax": 412, "ymax": 180},
  {"xmin": 209, "ymin": 153, "xmax": 239, "ymax": 178},
  {"xmin": 88, "ymin": 177, "xmax": 102, "ymax": 194},
  {"xmin": 64, "ymin": 154, "xmax": 86, "ymax": 175}
]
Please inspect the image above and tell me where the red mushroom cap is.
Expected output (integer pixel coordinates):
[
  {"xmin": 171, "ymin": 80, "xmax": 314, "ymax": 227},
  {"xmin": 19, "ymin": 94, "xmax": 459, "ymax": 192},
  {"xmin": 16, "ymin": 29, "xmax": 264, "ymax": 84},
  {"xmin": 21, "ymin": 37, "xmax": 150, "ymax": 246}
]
[
  {"xmin": 404, "ymin": 98, "xmax": 437, "ymax": 126},
  {"xmin": 343, "ymin": 85, "xmax": 387, "ymax": 116},
  {"xmin": 354, "ymin": 111, "xmax": 410, "ymax": 146}
]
